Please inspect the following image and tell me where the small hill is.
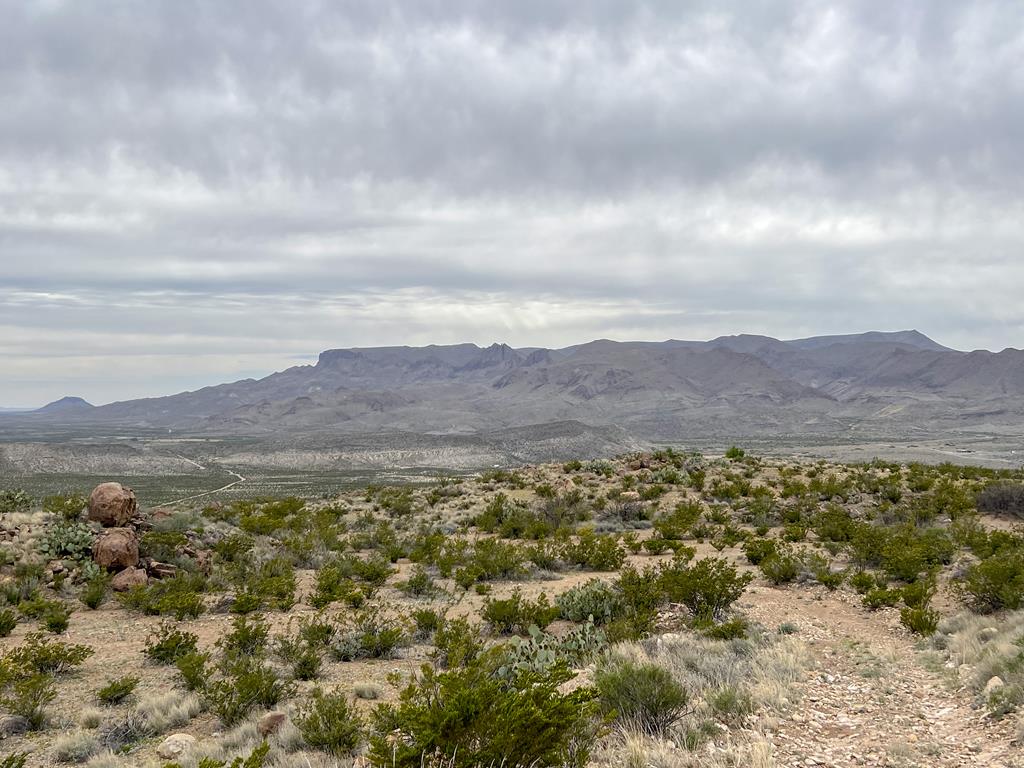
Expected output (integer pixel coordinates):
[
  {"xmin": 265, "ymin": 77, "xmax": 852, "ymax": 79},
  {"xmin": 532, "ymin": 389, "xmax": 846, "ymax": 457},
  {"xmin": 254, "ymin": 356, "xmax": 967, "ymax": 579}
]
[{"xmin": 35, "ymin": 396, "xmax": 94, "ymax": 414}]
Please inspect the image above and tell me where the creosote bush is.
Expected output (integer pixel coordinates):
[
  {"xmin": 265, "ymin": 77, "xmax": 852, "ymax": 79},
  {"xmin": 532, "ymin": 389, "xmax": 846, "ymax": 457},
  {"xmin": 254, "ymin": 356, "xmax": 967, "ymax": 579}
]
[
  {"xmin": 295, "ymin": 687, "xmax": 364, "ymax": 756},
  {"xmin": 595, "ymin": 657, "xmax": 689, "ymax": 735}
]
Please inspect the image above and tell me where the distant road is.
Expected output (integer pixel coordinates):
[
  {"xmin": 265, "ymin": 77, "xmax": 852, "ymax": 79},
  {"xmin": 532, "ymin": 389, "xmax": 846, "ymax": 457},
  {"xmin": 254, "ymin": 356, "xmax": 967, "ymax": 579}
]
[{"xmin": 162, "ymin": 466, "xmax": 247, "ymax": 506}]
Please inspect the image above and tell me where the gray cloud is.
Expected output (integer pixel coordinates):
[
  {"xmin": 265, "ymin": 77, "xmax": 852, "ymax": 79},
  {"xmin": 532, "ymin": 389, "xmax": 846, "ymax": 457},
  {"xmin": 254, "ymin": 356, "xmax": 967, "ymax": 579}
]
[{"xmin": 1, "ymin": 0, "xmax": 1022, "ymax": 406}]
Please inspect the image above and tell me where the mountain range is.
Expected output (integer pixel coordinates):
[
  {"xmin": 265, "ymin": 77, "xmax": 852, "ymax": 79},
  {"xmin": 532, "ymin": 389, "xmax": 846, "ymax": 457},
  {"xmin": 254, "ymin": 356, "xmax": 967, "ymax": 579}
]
[{"xmin": 9, "ymin": 331, "xmax": 1024, "ymax": 455}]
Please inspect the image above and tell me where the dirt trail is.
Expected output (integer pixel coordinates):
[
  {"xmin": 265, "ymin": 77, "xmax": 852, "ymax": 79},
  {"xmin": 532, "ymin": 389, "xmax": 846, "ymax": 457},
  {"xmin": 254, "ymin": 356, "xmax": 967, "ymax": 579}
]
[
  {"xmin": 161, "ymin": 467, "xmax": 247, "ymax": 506},
  {"xmin": 742, "ymin": 586, "xmax": 1020, "ymax": 767}
]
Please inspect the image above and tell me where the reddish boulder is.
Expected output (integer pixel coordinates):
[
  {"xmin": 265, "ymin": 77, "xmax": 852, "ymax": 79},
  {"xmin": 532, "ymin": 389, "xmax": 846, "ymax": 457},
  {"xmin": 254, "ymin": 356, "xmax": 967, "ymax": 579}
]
[
  {"xmin": 111, "ymin": 566, "xmax": 148, "ymax": 591},
  {"xmin": 92, "ymin": 527, "xmax": 140, "ymax": 571},
  {"xmin": 88, "ymin": 483, "xmax": 138, "ymax": 527}
]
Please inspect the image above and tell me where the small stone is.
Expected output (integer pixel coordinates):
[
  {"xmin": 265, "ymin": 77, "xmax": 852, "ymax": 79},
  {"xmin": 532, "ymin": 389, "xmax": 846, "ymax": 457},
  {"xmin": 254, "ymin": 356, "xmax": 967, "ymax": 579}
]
[
  {"xmin": 982, "ymin": 676, "xmax": 1005, "ymax": 696},
  {"xmin": 111, "ymin": 566, "xmax": 148, "ymax": 592},
  {"xmin": 0, "ymin": 715, "xmax": 32, "ymax": 737},
  {"xmin": 157, "ymin": 733, "xmax": 197, "ymax": 760},
  {"xmin": 258, "ymin": 711, "xmax": 288, "ymax": 736}
]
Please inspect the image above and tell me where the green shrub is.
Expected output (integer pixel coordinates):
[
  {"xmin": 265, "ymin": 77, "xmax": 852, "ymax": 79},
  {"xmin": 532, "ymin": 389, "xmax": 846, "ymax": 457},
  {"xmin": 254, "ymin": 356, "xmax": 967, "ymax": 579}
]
[
  {"xmin": 97, "ymin": 675, "xmax": 139, "ymax": 705},
  {"xmin": 176, "ymin": 651, "xmax": 211, "ymax": 692},
  {"xmin": 119, "ymin": 572, "xmax": 207, "ymax": 619},
  {"xmin": 4, "ymin": 632, "xmax": 93, "ymax": 674},
  {"xmin": 80, "ymin": 573, "xmax": 109, "ymax": 610},
  {"xmin": 369, "ymin": 650, "xmax": 597, "ymax": 768},
  {"xmin": 561, "ymin": 531, "xmax": 625, "ymax": 571},
  {"xmin": 953, "ymin": 548, "xmax": 1024, "ymax": 613},
  {"xmin": 431, "ymin": 617, "xmax": 486, "ymax": 669},
  {"xmin": 331, "ymin": 607, "xmax": 410, "ymax": 661},
  {"xmin": 482, "ymin": 590, "xmax": 558, "ymax": 635},
  {"xmin": 660, "ymin": 557, "xmax": 752, "ymax": 624},
  {"xmin": 0, "ymin": 609, "xmax": 16, "ymax": 637},
  {"xmin": 862, "ymin": 587, "xmax": 902, "ymax": 611},
  {"xmin": 0, "ymin": 489, "xmax": 31, "ymax": 514},
  {"xmin": 42, "ymin": 602, "xmax": 71, "ymax": 634},
  {"xmin": 203, "ymin": 657, "xmax": 293, "ymax": 725},
  {"xmin": 43, "ymin": 493, "xmax": 86, "ymax": 521},
  {"xmin": 0, "ymin": 753, "xmax": 28, "ymax": 768},
  {"xmin": 654, "ymin": 501, "xmax": 702, "ymax": 540},
  {"xmin": 900, "ymin": 606, "xmax": 940, "ymax": 636},
  {"xmin": 701, "ymin": 616, "xmax": 749, "ymax": 640},
  {"xmin": 144, "ymin": 622, "xmax": 199, "ymax": 664},
  {"xmin": 295, "ymin": 687, "xmax": 364, "ymax": 756},
  {"xmin": 742, "ymin": 537, "xmax": 778, "ymax": 566},
  {"xmin": 196, "ymin": 742, "xmax": 270, "ymax": 768},
  {"xmin": 398, "ymin": 566, "xmax": 435, "ymax": 597},
  {"xmin": 556, "ymin": 579, "xmax": 621, "ymax": 625},
  {"xmin": 595, "ymin": 658, "xmax": 688, "ymax": 735},
  {"xmin": 0, "ymin": 672, "xmax": 55, "ymax": 730},
  {"xmin": 139, "ymin": 530, "xmax": 188, "ymax": 561},
  {"xmin": 273, "ymin": 630, "xmax": 322, "ymax": 681},
  {"xmin": 218, "ymin": 614, "xmax": 270, "ymax": 663},
  {"xmin": 760, "ymin": 552, "xmax": 800, "ymax": 585}
]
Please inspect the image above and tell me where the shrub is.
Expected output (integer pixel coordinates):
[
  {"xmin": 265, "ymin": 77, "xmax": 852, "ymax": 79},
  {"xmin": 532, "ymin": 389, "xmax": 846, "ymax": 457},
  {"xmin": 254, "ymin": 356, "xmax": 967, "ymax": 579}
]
[
  {"xmin": 743, "ymin": 537, "xmax": 779, "ymax": 566},
  {"xmin": 5, "ymin": 632, "xmax": 93, "ymax": 674},
  {"xmin": 175, "ymin": 651, "xmax": 211, "ymax": 692},
  {"xmin": 144, "ymin": 622, "xmax": 199, "ymax": 664},
  {"xmin": 900, "ymin": 606, "xmax": 940, "ymax": 636},
  {"xmin": 953, "ymin": 548, "xmax": 1024, "ymax": 613},
  {"xmin": 976, "ymin": 482, "xmax": 1024, "ymax": 518},
  {"xmin": 0, "ymin": 489, "xmax": 31, "ymax": 515},
  {"xmin": 0, "ymin": 673, "xmax": 56, "ymax": 730},
  {"xmin": 595, "ymin": 658, "xmax": 689, "ymax": 735},
  {"xmin": 43, "ymin": 602, "xmax": 71, "ymax": 634},
  {"xmin": 760, "ymin": 552, "xmax": 801, "ymax": 585},
  {"xmin": 196, "ymin": 742, "xmax": 270, "ymax": 768},
  {"xmin": 556, "ymin": 579, "xmax": 621, "ymax": 625},
  {"xmin": 119, "ymin": 573, "xmax": 207, "ymax": 619},
  {"xmin": 702, "ymin": 616, "xmax": 749, "ymax": 640},
  {"xmin": 660, "ymin": 557, "xmax": 752, "ymax": 624},
  {"xmin": 295, "ymin": 687, "xmax": 364, "ymax": 756},
  {"xmin": 80, "ymin": 573, "xmax": 109, "ymax": 610},
  {"xmin": 218, "ymin": 614, "xmax": 270, "ymax": 663},
  {"xmin": 862, "ymin": 587, "xmax": 902, "ymax": 611},
  {"xmin": 612, "ymin": 565, "xmax": 665, "ymax": 640},
  {"xmin": 398, "ymin": 566, "xmax": 435, "ymax": 597},
  {"xmin": 654, "ymin": 501, "xmax": 703, "ymax": 540},
  {"xmin": 43, "ymin": 493, "xmax": 87, "ymax": 521},
  {"xmin": 273, "ymin": 631, "xmax": 322, "ymax": 681},
  {"xmin": 331, "ymin": 607, "xmax": 410, "ymax": 661},
  {"xmin": 561, "ymin": 531, "xmax": 625, "ymax": 571},
  {"xmin": 482, "ymin": 590, "xmax": 558, "ymax": 635},
  {"xmin": 97, "ymin": 675, "xmax": 139, "ymax": 705},
  {"xmin": 369, "ymin": 651, "xmax": 597, "ymax": 768},
  {"xmin": 412, "ymin": 608, "xmax": 443, "ymax": 640},
  {"xmin": 0, "ymin": 609, "xmax": 16, "ymax": 637},
  {"xmin": 203, "ymin": 657, "xmax": 293, "ymax": 725},
  {"xmin": 431, "ymin": 617, "xmax": 486, "ymax": 669},
  {"xmin": 0, "ymin": 754, "xmax": 28, "ymax": 768}
]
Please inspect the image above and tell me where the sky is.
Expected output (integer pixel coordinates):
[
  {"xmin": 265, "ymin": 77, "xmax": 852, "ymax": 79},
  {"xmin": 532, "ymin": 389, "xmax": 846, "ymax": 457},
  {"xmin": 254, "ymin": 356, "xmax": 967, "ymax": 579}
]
[{"xmin": 2, "ymin": 1, "xmax": 1023, "ymax": 407}]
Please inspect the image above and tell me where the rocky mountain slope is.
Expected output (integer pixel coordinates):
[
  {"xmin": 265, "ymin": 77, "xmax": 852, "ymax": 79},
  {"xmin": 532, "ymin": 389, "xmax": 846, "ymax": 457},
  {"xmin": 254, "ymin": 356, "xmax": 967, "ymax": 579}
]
[{"xmin": 8, "ymin": 331, "xmax": 1024, "ymax": 450}]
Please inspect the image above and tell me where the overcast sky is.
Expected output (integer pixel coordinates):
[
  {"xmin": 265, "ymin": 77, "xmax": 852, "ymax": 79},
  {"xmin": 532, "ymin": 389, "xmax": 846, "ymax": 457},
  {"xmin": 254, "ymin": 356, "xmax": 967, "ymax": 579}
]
[{"xmin": 2, "ymin": 1, "xmax": 1023, "ymax": 406}]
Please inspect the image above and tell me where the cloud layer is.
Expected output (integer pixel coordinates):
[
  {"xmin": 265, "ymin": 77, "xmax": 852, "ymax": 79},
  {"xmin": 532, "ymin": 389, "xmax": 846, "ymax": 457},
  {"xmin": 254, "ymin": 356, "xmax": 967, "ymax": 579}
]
[{"xmin": 2, "ymin": 1, "xmax": 1023, "ymax": 405}]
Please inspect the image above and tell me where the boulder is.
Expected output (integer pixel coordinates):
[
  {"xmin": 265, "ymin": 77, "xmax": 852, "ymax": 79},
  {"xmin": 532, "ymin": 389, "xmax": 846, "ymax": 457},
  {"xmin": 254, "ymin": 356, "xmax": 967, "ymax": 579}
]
[
  {"xmin": 87, "ymin": 482, "xmax": 138, "ymax": 527},
  {"xmin": 92, "ymin": 527, "xmax": 140, "ymax": 571},
  {"xmin": 146, "ymin": 560, "xmax": 179, "ymax": 580},
  {"xmin": 111, "ymin": 566, "xmax": 148, "ymax": 592},
  {"xmin": 156, "ymin": 733, "xmax": 197, "ymax": 760},
  {"xmin": 257, "ymin": 711, "xmax": 288, "ymax": 737}
]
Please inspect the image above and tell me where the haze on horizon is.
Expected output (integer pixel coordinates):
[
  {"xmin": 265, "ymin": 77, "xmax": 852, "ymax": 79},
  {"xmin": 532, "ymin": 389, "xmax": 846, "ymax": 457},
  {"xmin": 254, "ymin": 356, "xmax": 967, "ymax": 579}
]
[{"xmin": 2, "ymin": 1, "xmax": 1023, "ymax": 408}]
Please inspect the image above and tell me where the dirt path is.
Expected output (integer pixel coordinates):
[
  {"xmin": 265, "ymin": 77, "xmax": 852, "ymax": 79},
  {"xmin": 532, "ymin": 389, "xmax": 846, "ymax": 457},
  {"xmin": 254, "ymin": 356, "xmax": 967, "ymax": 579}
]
[
  {"xmin": 160, "ymin": 467, "xmax": 247, "ymax": 506},
  {"xmin": 741, "ymin": 585, "xmax": 1020, "ymax": 767}
]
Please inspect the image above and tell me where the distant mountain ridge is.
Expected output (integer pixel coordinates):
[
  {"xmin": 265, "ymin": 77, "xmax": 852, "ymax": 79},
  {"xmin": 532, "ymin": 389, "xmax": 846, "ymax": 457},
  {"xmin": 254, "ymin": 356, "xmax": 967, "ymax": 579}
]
[{"xmin": 11, "ymin": 330, "xmax": 1024, "ymax": 450}]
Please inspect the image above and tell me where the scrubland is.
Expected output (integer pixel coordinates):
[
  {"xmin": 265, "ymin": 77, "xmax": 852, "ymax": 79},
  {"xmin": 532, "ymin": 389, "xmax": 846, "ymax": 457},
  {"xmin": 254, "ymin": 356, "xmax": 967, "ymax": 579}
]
[{"xmin": 1, "ymin": 449, "xmax": 1023, "ymax": 767}]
